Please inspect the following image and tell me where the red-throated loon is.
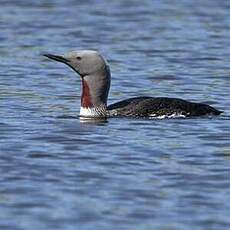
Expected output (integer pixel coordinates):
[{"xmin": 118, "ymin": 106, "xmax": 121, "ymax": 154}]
[{"xmin": 44, "ymin": 50, "xmax": 222, "ymax": 118}]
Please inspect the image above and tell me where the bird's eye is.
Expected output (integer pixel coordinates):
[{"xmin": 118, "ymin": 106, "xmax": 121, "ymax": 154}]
[{"xmin": 76, "ymin": 56, "xmax": 82, "ymax": 60}]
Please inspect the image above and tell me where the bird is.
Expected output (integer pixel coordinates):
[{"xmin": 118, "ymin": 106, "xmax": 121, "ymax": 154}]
[{"xmin": 44, "ymin": 50, "xmax": 222, "ymax": 118}]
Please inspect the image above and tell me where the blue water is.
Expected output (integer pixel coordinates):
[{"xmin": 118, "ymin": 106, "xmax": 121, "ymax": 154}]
[{"xmin": 0, "ymin": 1, "xmax": 230, "ymax": 229}]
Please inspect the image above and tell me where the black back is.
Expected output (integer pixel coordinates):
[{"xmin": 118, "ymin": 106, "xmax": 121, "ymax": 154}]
[{"xmin": 108, "ymin": 97, "xmax": 222, "ymax": 117}]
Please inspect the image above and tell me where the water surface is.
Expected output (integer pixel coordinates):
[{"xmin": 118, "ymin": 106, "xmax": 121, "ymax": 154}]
[{"xmin": 0, "ymin": 1, "xmax": 230, "ymax": 229}]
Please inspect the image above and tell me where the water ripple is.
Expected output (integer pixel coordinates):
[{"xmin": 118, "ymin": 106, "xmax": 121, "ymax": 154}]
[{"xmin": 0, "ymin": 1, "xmax": 230, "ymax": 230}]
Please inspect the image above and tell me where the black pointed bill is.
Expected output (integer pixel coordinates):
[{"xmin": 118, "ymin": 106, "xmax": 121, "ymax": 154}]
[{"xmin": 43, "ymin": 54, "xmax": 70, "ymax": 63}]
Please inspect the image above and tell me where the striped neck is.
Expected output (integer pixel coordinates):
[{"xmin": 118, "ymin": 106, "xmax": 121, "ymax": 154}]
[
  {"xmin": 80, "ymin": 105, "xmax": 107, "ymax": 117},
  {"xmin": 80, "ymin": 64, "xmax": 110, "ymax": 118},
  {"xmin": 80, "ymin": 79, "xmax": 107, "ymax": 117}
]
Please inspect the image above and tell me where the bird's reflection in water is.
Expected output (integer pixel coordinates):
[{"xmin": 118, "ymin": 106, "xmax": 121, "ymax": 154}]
[{"xmin": 79, "ymin": 116, "xmax": 108, "ymax": 125}]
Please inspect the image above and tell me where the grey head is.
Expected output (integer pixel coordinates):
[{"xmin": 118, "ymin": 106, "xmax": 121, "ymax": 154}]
[{"xmin": 44, "ymin": 50, "xmax": 111, "ymax": 110}]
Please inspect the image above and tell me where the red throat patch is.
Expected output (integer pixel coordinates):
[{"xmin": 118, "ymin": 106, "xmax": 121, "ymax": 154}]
[{"xmin": 81, "ymin": 79, "xmax": 93, "ymax": 108}]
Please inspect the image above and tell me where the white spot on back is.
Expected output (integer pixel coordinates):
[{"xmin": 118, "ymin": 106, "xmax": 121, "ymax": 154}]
[{"xmin": 149, "ymin": 112, "xmax": 187, "ymax": 119}]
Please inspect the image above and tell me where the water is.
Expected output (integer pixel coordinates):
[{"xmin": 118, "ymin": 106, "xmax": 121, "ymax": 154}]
[{"xmin": 0, "ymin": 1, "xmax": 230, "ymax": 229}]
